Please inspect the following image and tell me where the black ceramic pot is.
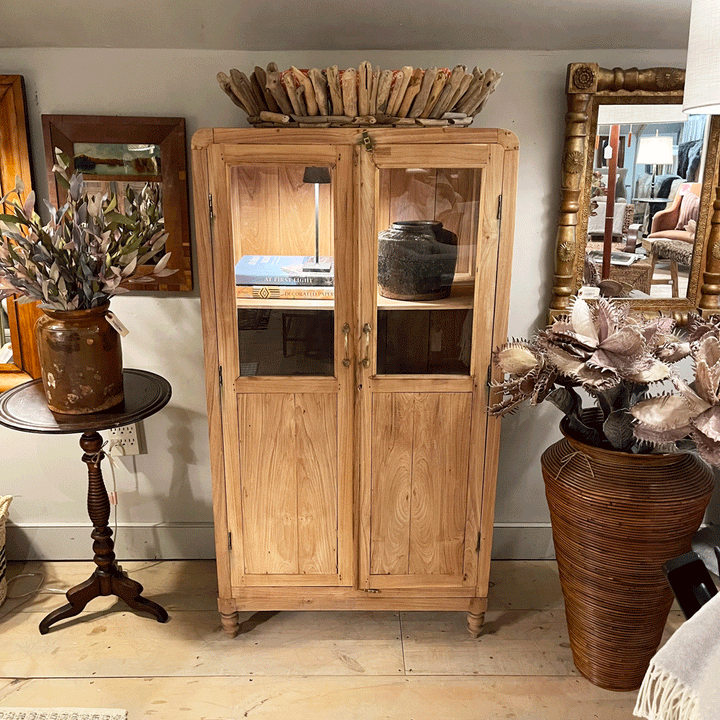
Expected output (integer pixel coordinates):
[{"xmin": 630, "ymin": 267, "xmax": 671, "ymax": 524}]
[{"xmin": 377, "ymin": 220, "xmax": 458, "ymax": 300}]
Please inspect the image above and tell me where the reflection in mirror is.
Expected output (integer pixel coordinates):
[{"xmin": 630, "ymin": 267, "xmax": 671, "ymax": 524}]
[
  {"xmin": 590, "ymin": 105, "xmax": 709, "ymax": 299},
  {"xmin": 549, "ymin": 64, "xmax": 720, "ymax": 323}
]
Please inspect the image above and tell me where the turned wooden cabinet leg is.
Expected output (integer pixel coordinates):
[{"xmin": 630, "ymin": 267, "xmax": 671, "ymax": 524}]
[
  {"xmin": 467, "ymin": 597, "xmax": 487, "ymax": 638},
  {"xmin": 467, "ymin": 610, "xmax": 485, "ymax": 637},
  {"xmin": 220, "ymin": 611, "xmax": 240, "ymax": 637}
]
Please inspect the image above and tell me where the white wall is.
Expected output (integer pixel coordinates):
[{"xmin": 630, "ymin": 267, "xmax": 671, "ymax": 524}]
[{"xmin": 0, "ymin": 47, "xmax": 689, "ymax": 560}]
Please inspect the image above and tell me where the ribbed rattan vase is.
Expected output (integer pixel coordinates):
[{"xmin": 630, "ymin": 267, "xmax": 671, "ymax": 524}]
[{"xmin": 540, "ymin": 417, "xmax": 714, "ymax": 692}]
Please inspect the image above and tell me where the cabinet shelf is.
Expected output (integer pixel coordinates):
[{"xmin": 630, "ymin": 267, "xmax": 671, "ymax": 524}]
[
  {"xmin": 233, "ymin": 283, "xmax": 474, "ymax": 311},
  {"xmin": 377, "ymin": 282, "xmax": 475, "ymax": 310},
  {"xmin": 236, "ymin": 297, "xmax": 334, "ymax": 310}
]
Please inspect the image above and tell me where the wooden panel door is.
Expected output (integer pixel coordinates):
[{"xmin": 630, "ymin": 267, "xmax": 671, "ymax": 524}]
[
  {"xmin": 236, "ymin": 392, "xmax": 338, "ymax": 578},
  {"xmin": 206, "ymin": 142, "xmax": 356, "ymax": 590},
  {"xmin": 370, "ymin": 392, "xmax": 472, "ymax": 580},
  {"xmin": 357, "ymin": 139, "xmax": 505, "ymax": 592}
]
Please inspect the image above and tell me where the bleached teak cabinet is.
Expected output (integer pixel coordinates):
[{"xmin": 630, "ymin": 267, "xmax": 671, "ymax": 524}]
[{"xmin": 191, "ymin": 127, "xmax": 518, "ymax": 637}]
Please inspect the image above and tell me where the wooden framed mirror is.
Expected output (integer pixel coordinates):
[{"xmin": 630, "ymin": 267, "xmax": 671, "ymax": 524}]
[
  {"xmin": 0, "ymin": 74, "xmax": 42, "ymax": 392},
  {"xmin": 549, "ymin": 63, "xmax": 720, "ymax": 323},
  {"xmin": 42, "ymin": 114, "xmax": 193, "ymax": 292}
]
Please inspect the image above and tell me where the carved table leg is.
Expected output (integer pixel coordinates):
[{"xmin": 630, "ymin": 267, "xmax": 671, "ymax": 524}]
[{"xmin": 39, "ymin": 430, "xmax": 169, "ymax": 634}]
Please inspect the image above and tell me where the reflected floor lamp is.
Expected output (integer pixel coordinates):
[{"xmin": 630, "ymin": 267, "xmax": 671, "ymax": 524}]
[{"xmin": 636, "ymin": 131, "xmax": 674, "ymax": 198}]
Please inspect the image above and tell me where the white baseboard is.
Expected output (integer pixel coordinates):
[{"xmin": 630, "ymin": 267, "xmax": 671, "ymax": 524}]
[
  {"xmin": 6, "ymin": 522, "xmax": 556, "ymax": 561},
  {"xmin": 5, "ymin": 522, "xmax": 217, "ymax": 561}
]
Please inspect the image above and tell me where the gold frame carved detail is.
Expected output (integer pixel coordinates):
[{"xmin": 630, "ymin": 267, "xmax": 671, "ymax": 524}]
[{"xmin": 549, "ymin": 63, "xmax": 720, "ymax": 324}]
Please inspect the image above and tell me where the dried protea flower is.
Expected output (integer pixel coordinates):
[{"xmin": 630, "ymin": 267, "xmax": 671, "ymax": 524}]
[
  {"xmin": 489, "ymin": 341, "xmax": 556, "ymax": 414},
  {"xmin": 490, "ymin": 297, "xmax": 702, "ymax": 454},
  {"xmin": 631, "ymin": 333, "xmax": 720, "ymax": 464}
]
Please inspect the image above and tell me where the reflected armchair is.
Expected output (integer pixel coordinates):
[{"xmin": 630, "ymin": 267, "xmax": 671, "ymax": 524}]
[
  {"xmin": 645, "ymin": 183, "xmax": 701, "ymax": 297},
  {"xmin": 587, "ymin": 200, "xmax": 636, "ymax": 243}
]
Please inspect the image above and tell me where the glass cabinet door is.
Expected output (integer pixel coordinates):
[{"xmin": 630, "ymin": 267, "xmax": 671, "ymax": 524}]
[
  {"xmin": 229, "ymin": 163, "xmax": 336, "ymax": 377},
  {"xmin": 372, "ymin": 158, "xmax": 489, "ymax": 377},
  {"xmin": 210, "ymin": 144, "xmax": 354, "ymax": 587},
  {"xmin": 357, "ymin": 140, "xmax": 502, "ymax": 591}
]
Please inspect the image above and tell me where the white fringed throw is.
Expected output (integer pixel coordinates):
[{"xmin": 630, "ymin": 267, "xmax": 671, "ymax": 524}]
[{"xmin": 634, "ymin": 592, "xmax": 720, "ymax": 720}]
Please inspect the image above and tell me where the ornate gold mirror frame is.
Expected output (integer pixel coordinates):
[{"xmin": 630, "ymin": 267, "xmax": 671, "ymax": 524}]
[{"xmin": 549, "ymin": 63, "xmax": 720, "ymax": 323}]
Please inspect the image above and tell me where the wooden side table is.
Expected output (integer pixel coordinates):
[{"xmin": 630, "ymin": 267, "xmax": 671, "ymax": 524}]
[
  {"xmin": 585, "ymin": 242, "xmax": 654, "ymax": 295},
  {"xmin": 0, "ymin": 369, "xmax": 171, "ymax": 633}
]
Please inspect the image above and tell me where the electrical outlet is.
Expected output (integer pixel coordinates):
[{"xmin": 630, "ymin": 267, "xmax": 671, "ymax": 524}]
[{"xmin": 106, "ymin": 423, "xmax": 143, "ymax": 456}]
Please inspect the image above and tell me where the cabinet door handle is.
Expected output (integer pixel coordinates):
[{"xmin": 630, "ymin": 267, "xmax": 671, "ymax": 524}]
[
  {"xmin": 342, "ymin": 323, "xmax": 351, "ymax": 367},
  {"xmin": 361, "ymin": 323, "xmax": 371, "ymax": 368}
]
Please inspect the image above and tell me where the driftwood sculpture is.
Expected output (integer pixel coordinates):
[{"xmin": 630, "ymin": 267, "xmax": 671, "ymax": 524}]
[{"xmin": 217, "ymin": 62, "xmax": 502, "ymax": 128}]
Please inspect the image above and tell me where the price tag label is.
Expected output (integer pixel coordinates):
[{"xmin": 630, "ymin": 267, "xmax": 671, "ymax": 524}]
[
  {"xmin": 578, "ymin": 286, "xmax": 600, "ymax": 299},
  {"xmin": 105, "ymin": 311, "xmax": 130, "ymax": 337}
]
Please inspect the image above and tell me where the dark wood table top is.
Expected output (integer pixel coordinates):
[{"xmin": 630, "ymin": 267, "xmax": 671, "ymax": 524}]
[{"xmin": 0, "ymin": 368, "xmax": 171, "ymax": 435}]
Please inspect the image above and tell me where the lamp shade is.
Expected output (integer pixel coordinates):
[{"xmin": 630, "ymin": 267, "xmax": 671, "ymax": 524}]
[
  {"xmin": 683, "ymin": 0, "xmax": 720, "ymax": 114},
  {"xmin": 302, "ymin": 166, "xmax": 331, "ymax": 184},
  {"xmin": 636, "ymin": 134, "xmax": 674, "ymax": 166}
]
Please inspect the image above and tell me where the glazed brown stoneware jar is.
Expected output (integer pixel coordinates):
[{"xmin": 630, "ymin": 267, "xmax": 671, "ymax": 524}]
[
  {"xmin": 35, "ymin": 302, "xmax": 124, "ymax": 414},
  {"xmin": 377, "ymin": 220, "xmax": 458, "ymax": 300}
]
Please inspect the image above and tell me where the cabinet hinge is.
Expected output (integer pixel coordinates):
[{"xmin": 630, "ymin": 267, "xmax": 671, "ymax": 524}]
[
  {"xmin": 228, "ymin": 531, "xmax": 232, "ymax": 550},
  {"xmin": 360, "ymin": 130, "xmax": 374, "ymax": 152},
  {"xmin": 208, "ymin": 193, "xmax": 214, "ymax": 221},
  {"xmin": 219, "ymin": 366, "xmax": 223, "ymax": 388},
  {"xmin": 497, "ymin": 194, "xmax": 503, "ymax": 220},
  {"xmin": 486, "ymin": 364, "xmax": 492, "ymax": 388},
  {"xmin": 476, "ymin": 531, "xmax": 482, "ymax": 553}
]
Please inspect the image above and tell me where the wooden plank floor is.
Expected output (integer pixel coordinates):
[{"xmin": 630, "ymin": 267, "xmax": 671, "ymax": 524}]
[{"xmin": 0, "ymin": 560, "xmax": 683, "ymax": 719}]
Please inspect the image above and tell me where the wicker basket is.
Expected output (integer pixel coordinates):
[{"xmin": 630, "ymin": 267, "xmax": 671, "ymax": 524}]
[
  {"xmin": 540, "ymin": 418, "xmax": 714, "ymax": 691},
  {"xmin": 0, "ymin": 495, "xmax": 11, "ymax": 606}
]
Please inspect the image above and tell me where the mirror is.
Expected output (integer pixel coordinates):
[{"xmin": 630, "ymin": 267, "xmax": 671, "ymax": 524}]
[{"xmin": 549, "ymin": 63, "xmax": 720, "ymax": 323}]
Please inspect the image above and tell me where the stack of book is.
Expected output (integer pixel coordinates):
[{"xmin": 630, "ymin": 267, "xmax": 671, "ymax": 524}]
[{"xmin": 235, "ymin": 255, "xmax": 334, "ymax": 300}]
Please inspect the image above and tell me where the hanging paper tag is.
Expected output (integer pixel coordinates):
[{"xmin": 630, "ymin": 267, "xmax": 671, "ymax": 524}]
[
  {"xmin": 578, "ymin": 285, "xmax": 600, "ymax": 299},
  {"xmin": 105, "ymin": 311, "xmax": 129, "ymax": 337}
]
